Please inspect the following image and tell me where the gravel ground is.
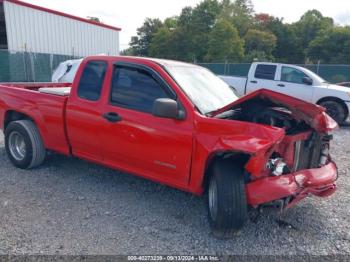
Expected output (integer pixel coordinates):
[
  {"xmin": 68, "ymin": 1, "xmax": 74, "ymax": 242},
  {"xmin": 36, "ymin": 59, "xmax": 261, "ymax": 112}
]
[{"xmin": 0, "ymin": 126, "xmax": 349, "ymax": 256}]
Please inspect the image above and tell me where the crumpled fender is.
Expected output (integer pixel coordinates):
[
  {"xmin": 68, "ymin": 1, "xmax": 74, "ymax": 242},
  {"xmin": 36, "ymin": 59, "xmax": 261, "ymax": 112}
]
[
  {"xmin": 188, "ymin": 113, "xmax": 285, "ymax": 194},
  {"xmin": 189, "ymin": 89, "xmax": 338, "ymax": 194},
  {"xmin": 195, "ymin": 115, "xmax": 285, "ymax": 154}
]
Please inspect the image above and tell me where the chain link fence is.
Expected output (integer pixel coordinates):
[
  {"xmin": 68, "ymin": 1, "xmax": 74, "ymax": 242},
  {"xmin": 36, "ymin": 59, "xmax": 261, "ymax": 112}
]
[
  {"xmin": 0, "ymin": 50, "xmax": 349, "ymax": 83},
  {"xmin": 199, "ymin": 63, "xmax": 350, "ymax": 83},
  {"xmin": 0, "ymin": 49, "xmax": 80, "ymax": 82}
]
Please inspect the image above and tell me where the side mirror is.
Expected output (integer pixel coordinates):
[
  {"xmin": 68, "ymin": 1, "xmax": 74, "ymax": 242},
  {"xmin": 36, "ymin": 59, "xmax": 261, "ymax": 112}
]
[
  {"xmin": 153, "ymin": 98, "xmax": 184, "ymax": 120},
  {"xmin": 302, "ymin": 76, "xmax": 313, "ymax": 85}
]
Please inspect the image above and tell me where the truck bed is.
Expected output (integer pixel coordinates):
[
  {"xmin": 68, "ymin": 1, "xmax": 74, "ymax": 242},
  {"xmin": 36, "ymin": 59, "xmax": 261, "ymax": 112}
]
[
  {"xmin": 219, "ymin": 75, "xmax": 247, "ymax": 97},
  {"xmin": 0, "ymin": 82, "xmax": 72, "ymax": 155},
  {"xmin": 0, "ymin": 82, "xmax": 72, "ymax": 96},
  {"xmin": 0, "ymin": 82, "xmax": 71, "ymax": 91}
]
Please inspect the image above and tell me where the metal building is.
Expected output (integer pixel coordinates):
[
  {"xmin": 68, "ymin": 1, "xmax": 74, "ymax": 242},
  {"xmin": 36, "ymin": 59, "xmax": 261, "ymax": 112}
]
[{"xmin": 0, "ymin": 0, "xmax": 121, "ymax": 56}]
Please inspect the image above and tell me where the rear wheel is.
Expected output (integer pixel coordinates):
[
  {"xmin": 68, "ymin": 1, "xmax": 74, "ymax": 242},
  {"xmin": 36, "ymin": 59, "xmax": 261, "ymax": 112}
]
[
  {"xmin": 207, "ymin": 159, "xmax": 248, "ymax": 239},
  {"xmin": 319, "ymin": 100, "xmax": 347, "ymax": 124},
  {"xmin": 5, "ymin": 120, "xmax": 46, "ymax": 169}
]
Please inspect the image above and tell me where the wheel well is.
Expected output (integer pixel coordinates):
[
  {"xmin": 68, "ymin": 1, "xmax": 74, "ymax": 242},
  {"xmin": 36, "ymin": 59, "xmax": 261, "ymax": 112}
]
[
  {"xmin": 316, "ymin": 97, "xmax": 349, "ymax": 118},
  {"xmin": 203, "ymin": 152, "xmax": 250, "ymax": 190},
  {"xmin": 4, "ymin": 111, "xmax": 33, "ymax": 130}
]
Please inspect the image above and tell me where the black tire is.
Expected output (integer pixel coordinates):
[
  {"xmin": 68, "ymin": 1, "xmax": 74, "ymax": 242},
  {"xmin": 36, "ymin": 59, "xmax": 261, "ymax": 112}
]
[
  {"xmin": 5, "ymin": 120, "xmax": 46, "ymax": 169},
  {"xmin": 207, "ymin": 159, "xmax": 248, "ymax": 239},
  {"xmin": 319, "ymin": 100, "xmax": 347, "ymax": 124}
]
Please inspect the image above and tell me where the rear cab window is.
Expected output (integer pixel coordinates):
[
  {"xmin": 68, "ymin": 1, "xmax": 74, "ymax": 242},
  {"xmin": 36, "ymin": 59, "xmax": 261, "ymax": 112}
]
[
  {"xmin": 77, "ymin": 60, "xmax": 107, "ymax": 101},
  {"xmin": 254, "ymin": 64, "xmax": 277, "ymax": 80}
]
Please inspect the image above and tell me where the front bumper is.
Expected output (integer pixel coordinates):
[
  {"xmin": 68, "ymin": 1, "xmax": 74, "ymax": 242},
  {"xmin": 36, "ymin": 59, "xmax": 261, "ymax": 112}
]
[{"xmin": 245, "ymin": 161, "xmax": 337, "ymax": 208}]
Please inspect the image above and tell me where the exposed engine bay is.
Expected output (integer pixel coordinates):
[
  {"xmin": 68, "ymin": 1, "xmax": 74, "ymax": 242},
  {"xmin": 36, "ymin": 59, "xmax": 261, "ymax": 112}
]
[
  {"xmin": 215, "ymin": 99, "xmax": 333, "ymax": 175},
  {"xmin": 215, "ymin": 101, "xmax": 309, "ymax": 135},
  {"xmin": 208, "ymin": 89, "xmax": 337, "ymax": 210}
]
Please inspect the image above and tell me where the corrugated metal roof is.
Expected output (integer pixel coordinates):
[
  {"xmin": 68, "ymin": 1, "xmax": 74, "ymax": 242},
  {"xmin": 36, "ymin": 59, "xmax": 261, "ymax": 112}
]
[
  {"xmin": 3, "ymin": 0, "xmax": 120, "ymax": 56},
  {"xmin": 1, "ymin": 0, "xmax": 121, "ymax": 31}
]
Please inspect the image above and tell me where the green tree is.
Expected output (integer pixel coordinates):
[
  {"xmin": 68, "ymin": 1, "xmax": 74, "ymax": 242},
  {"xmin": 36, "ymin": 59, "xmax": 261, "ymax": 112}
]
[
  {"xmin": 127, "ymin": 1, "xmax": 350, "ymax": 64},
  {"xmin": 129, "ymin": 18, "xmax": 163, "ymax": 56},
  {"xmin": 152, "ymin": 0, "xmax": 224, "ymax": 62},
  {"xmin": 254, "ymin": 13, "xmax": 304, "ymax": 63},
  {"xmin": 244, "ymin": 29, "xmax": 277, "ymax": 61},
  {"xmin": 148, "ymin": 27, "xmax": 175, "ymax": 59},
  {"xmin": 120, "ymin": 47, "xmax": 136, "ymax": 56},
  {"xmin": 164, "ymin": 17, "xmax": 178, "ymax": 30},
  {"xmin": 178, "ymin": 6, "xmax": 193, "ymax": 27},
  {"xmin": 146, "ymin": 16, "xmax": 180, "ymax": 59},
  {"xmin": 205, "ymin": 20, "xmax": 244, "ymax": 62},
  {"xmin": 143, "ymin": 0, "xmax": 223, "ymax": 62},
  {"xmin": 292, "ymin": 10, "xmax": 333, "ymax": 62},
  {"xmin": 220, "ymin": 0, "xmax": 254, "ymax": 37},
  {"xmin": 167, "ymin": 7, "xmax": 196, "ymax": 61},
  {"xmin": 183, "ymin": 0, "xmax": 223, "ymax": 61},
  {"xmin": 294, "ymin": 10, "xmax": 333, "ymax": 48},
  {"xmin": 307, "ymin": 26, "xmax": 350, "ymax": 63},
  {"xmin": 274, "ymin": 24, "xmax": 304, "ymax": 63}
]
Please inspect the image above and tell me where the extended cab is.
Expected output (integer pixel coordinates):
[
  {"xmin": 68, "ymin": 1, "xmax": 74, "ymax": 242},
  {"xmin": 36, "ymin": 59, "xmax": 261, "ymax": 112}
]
[
  {"xmin": 220, "ymin": 62, "xmax": 350, "ymax": 124},
  {"xmin": 0, "ymin": 56, "xmax": 338, "ymax": 238}
]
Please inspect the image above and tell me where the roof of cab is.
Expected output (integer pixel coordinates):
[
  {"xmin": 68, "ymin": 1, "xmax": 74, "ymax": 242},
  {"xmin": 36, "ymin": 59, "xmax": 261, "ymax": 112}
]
[
  {"xmin": 84, "ymin": 55, "xmax": 200, "ymax": 68},
  {"xmin": 123, "ymin": 56, "xmax": 198, "ymax": 68}
]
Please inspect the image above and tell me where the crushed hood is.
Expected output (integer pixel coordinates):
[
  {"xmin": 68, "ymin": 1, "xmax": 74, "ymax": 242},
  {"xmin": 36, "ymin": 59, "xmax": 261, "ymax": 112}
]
[{"xmin": 211, "ymin": 89, "xmax": 338, "ymax": 133}]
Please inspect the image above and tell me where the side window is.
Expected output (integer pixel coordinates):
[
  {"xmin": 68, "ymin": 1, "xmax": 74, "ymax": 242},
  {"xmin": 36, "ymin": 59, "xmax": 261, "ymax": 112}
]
[
  {"xmin": 254, "ymin": 64, "xmax": 277, "ymax": 80},
  {"xmin": 110, "ymin": 66, "xmax": 169, "ymax": 113},
  {"xmin": 77, "ymin": 61, "xmax": 107, "ymax": 101},
  {"xmin": 281, "ymin": 66, "xmax": 308, "ymax": 84}
]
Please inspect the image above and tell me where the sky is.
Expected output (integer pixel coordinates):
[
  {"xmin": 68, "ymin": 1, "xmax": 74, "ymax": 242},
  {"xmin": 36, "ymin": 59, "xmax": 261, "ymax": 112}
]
[{"xmin": 24, "ymin": 0, "xmax": 350, "ymax": 50}]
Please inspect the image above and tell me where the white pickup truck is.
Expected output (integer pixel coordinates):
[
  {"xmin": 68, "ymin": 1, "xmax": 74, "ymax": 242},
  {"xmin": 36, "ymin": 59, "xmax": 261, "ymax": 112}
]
[{"xmin": 220, "ymin": 62, "xmax": 350, "ymax": 124}]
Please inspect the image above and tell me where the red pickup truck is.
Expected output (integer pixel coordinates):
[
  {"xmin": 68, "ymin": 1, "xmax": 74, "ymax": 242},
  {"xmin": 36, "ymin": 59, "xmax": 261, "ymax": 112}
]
[{"xmin": 0, "ymin": 56, "xmax": 338, "ymax": 238}]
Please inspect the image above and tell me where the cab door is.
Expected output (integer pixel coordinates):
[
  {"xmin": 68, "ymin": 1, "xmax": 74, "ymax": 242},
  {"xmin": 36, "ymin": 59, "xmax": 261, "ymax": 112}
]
[
  {"xmin": 99, "ymin": 63, "xmax": 193, "ymax": 186},
  {"xmin": 66, "ymin": 60, "xmax": 108, "ymax": 161},
  {"xmin": 246, "ymin": 64, "xmax": 278, "ymax": 94},
  {"xmin": 275, "ymin": 65, "xmax": 314, "ymax": 102}
]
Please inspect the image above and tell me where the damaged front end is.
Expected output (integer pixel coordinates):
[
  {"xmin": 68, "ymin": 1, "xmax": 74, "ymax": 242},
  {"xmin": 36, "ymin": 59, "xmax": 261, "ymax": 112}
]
[{"xmin": 212, "ymin": 89, "xmax": 338, "ymax": 209}]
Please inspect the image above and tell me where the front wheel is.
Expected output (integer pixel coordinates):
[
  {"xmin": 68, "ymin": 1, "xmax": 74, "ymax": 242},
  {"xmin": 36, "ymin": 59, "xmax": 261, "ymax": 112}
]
[
  {"xmin": 5, "ymin": 120, "xmax": 46, "ymax": 169},
  {"xmin": 207, "ymin": 159, "xmax": 248, "ymax": 239},
  {"xmin": 319, "ymin": 100, "xmax": 347, "ymax": 124}
]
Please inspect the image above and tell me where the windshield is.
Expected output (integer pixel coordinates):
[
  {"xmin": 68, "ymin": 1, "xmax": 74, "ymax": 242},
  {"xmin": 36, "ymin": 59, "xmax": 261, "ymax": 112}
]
[
  {"xmin": 302, "ymin": 67, "xmax": 328, "ymax": 83},
  {"xmin": 166, "ymin": 65, "xmax": 238, "ymax": 114}
]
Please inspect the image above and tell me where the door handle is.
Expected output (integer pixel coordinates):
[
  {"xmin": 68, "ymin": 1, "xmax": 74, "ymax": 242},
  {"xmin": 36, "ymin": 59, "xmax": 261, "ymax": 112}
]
[
  {"xmin": 250, "ymin": 80, "xmax": 258, "ymax": 84},
  {"xmin": 278, "ymin": 84, "xmax": 285, "ymax": 87},
  {"xmin": 102, "ymin": 112, "xmax": 122, "ymax": 123}
]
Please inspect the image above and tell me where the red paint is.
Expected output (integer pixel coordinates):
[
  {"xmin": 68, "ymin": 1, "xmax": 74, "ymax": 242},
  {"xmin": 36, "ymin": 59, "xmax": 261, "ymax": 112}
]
[
  {"xmin": 1, "ymin": 0, "xmax": 121, "ymax": 31},
  {"xmin": 0, "ymin": 83, "xmax": 71, "ymax": 155},
  {"xmin": 246, "ymin": 161, "xmax": 337, "ymax": 206},
  {"xmin": 0, "ymin": 56, "xmax": 339, "ymax": 208}
]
